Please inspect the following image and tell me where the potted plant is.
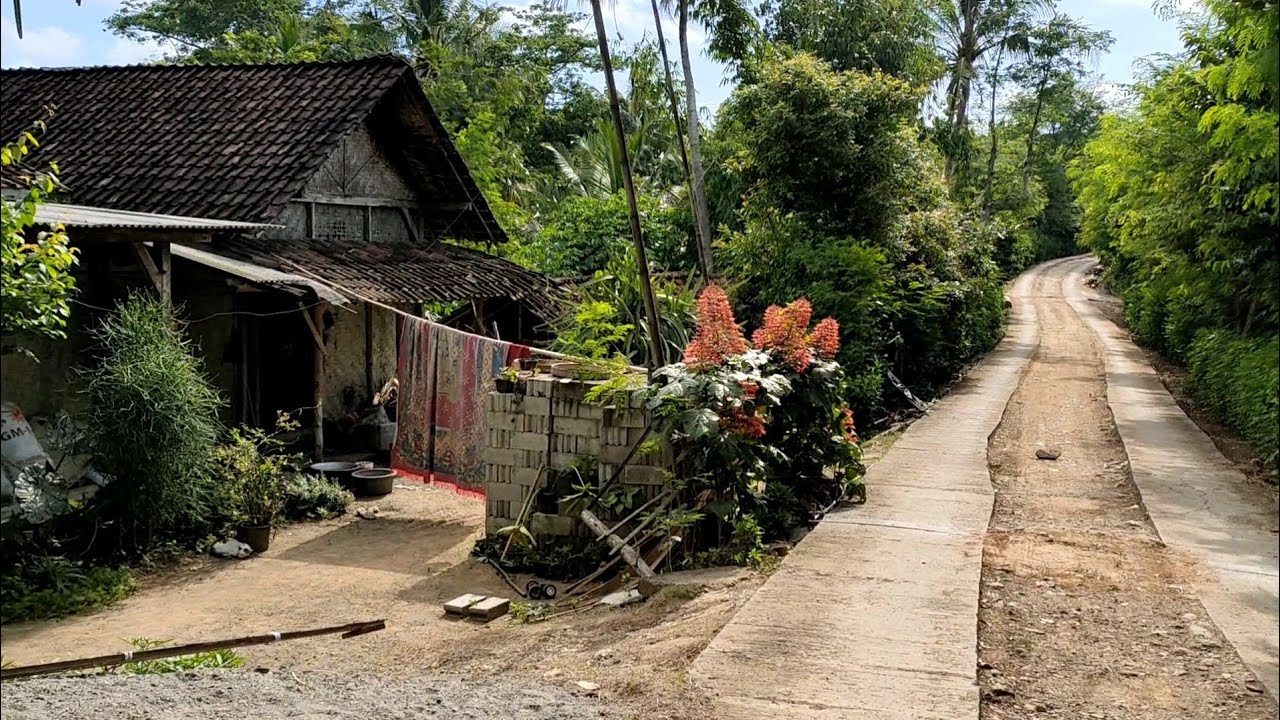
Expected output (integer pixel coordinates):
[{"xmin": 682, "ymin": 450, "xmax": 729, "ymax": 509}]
[
  {"xmin": 216, "ymin": 426, "xmax": 290, "ymax": 554},
  {"xmin": 494, "ymin": 366, "xmax": 519, "ymax": 394}
]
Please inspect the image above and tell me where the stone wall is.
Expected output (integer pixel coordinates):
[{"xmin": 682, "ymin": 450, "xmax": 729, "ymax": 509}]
[{"xmin": 483, "ymin": 373, "xmax": 668, "ymax": 537}]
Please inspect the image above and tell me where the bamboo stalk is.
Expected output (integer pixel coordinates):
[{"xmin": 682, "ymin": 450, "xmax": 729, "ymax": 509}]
[{"xmin": 0, "ymin": 620, "xmax": 386, "ymax": 681}]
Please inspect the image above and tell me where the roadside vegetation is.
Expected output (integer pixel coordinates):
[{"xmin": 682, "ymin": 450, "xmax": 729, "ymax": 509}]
[{"xmin": 1072, "ymin": 0, "xmax": 1278, "ymax": 476}]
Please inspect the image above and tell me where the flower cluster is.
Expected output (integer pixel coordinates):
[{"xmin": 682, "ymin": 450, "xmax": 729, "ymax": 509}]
[
  {"xmin": 812, "ymin": 317, "xmax": 841, "ymax": 360},
  {"xmin": 752, "ymin": 299, "xmax": 816, "ymax": 372},
  {"xmin": 683, "ymin": 285, "xmax": 748, "ymax": 370},
  {"xmin": 840, "ymin": 406, "xmax": 858, "ymax": 444},
  {"xmin": 721, "ymin": 407, "xmax": 767, "ymax": 438}
]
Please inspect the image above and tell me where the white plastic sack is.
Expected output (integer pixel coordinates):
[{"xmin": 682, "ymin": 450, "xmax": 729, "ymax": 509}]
[
  {"xmin": 212, "ymin": 539, "xmax": 254, "ymax": 559},
  {"xmin": 1, "ymin": 402, "xmax": 49, "ymax": 473}
]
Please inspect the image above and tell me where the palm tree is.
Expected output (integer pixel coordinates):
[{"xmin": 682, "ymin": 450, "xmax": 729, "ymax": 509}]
[
  {"xmin": 659, "ymin": 0, "xmax": 757, "ymax": 277},
  {"xmin": 587, "ymin": 0, "xmax": 666, "ymax": 367},
  {"xmin": 933, "ymin": 0, "xmax": 1043, "ymax": 183}
]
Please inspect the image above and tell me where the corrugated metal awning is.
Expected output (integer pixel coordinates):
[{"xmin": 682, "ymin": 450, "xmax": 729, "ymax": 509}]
[
  {"xmin": 33, "ymin": 203, "xmax": 281, "ymax": 232},
  {"xmin": 170, "ymin": 244, "xmax": 347, "ymax": 305}
]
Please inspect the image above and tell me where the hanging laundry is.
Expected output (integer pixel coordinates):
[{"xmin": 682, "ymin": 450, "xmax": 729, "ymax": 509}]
[{"xmin": 392, "ymin": 317, "xmax": 529, "ymax": 495}]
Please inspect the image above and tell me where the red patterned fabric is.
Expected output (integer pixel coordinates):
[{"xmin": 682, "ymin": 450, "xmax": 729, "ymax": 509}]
[{"xmin": 391, "ymin": 318, "xmax": 529, "ymax": 495}]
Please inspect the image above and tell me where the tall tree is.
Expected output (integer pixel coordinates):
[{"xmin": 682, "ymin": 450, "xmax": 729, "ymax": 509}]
[
  {"xmin": 649, "ymin": 0, "xmax": 704, "ymax": 278},
  {"xmin": 931, "ymin": 0, "xmax": 1042, "ymax": 183},
  {"xmin": 761, "ymin": 0, "xmax": 939, "ymax": 84},
  {"xmin": 587, "ymin": 0, "xmax": 665, "ymax": 366},
  {"xmin": 1010, "ymin": 13, "xmax": 1111, "ymax": 192},
  {"xmin": 661, "ymin": 0, "xmax": 758, "ymax": 277}
]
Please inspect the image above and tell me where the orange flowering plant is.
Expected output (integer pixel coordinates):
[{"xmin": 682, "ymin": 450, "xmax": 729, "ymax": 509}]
[{"xmin": 641, "ymin": 286, "xmax": 865, "ymax": 543}]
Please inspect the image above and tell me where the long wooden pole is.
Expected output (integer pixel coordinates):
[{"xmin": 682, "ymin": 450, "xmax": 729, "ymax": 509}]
[
  {"xmin": 0, "ymin": 620, "xmax": 386, "ymax": 681},
  {"xmin": 590, "ymin": 0, "xmax": 666, "ymax": 370}
]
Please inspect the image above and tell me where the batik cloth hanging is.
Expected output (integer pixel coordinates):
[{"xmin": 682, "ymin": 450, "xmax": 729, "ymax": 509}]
[{"xmin": 391, "ymin": 317, "xmax": 529, "ymax": 495}]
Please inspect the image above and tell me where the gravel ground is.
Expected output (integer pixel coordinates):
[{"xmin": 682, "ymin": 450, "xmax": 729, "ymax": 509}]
[{"xmin": 0, "ymin": 670, "xmax": 619, "ymax": 720}]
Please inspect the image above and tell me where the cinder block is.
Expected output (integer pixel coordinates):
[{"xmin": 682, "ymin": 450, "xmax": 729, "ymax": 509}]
[
  {"xmin": 511, "ymin": 431, "xmax": 549, "ymax": 452},
  {"xmin": 512, "ymin": 466, "xmax": 543, "ymax": 486},
  {"xmin": 576, "ymin": 402, "xmax": 605, "ymax": 420},
  {"xmin": 466, "ymin": 596, "xmax": 511, "ymax": 621},
  {"xmin": 443, "ymin": 593, "xmax": 487, "ymax": 615},
  {"xmin": 529, "ymin": 512, "xmax": 577, "ymax": 536},
  {"xmin": 599, "ymin": 444, "xmax": 632, "ymax": 465},
  {"xmin": 521, "ymin": 397, "xmax": 550, "ymax": 417},
  {"xmin": 486, "ymin": 482, "xmax": 524, "ymax": 503},
  {"xmin": 483, "ymin": 448, "xmax": 523, "ymax": 467},
  {"xmin": 553, "ymin": 417, "xmax": 598, "ymax": 436},
  {"xmin": 624, "ymin": 465, "xmax": 667, "ymax": 486},
  {"xmin": 526, "ymin": 378, "xmax": 554, "ymax": 397}
]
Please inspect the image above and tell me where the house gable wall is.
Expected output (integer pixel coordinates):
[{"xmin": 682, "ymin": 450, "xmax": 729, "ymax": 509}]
[{"xmin": 271, "ymin": 124, "xmax": 423, "ymax": 245}]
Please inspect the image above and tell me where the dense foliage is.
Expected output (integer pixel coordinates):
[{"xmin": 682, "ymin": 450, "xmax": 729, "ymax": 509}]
[
  {"xmin": 1073, "ymin": 0, "xmax": 1278, "ymax": 470},
  {"xmin": 642, "ymin": 286, "xmax": 864, "ymax": 545},
  {"xmin": 719, "ymin": 56, "xmax": 1007, "ymax": 412},
  {"xmin": 1, "ymin": 118, "xmax": 78, "ymax": 346},
  {"xmin": 79, "ymin": 295, "xmax": 226, "ymax": 553}
]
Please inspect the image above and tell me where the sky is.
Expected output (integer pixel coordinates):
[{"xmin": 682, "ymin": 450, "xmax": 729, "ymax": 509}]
[{"xmin": 1, "ymin": 0, "xmax": 1194, "ymax": 114}]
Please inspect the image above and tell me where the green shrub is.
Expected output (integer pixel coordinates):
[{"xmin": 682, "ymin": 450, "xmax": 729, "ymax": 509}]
[
  {"xmin": 282, "ymin": 474, "xmax": 354, "ymax": 521},
  {"xmin": 80, "ymin": 295, "xmax": 225, "ymax": 553},
  {"xmin": 1186, "ymin": 330, "xmax": 1279, "ymax": 470},
  {"xmin": 0, "ymin": 556, "xmax": 136, "ymax": 623},
  {"xmin": 121, "ymin": 638, "xmax": 245, "ymax": 674}
]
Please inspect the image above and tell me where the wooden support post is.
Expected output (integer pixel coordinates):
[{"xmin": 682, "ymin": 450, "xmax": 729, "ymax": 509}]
[
  {"xmin": 132, "ymin": 242, "xmax": 170, "ymax": 306},
  {"xmin": 156, "ymin": 241, "xmax": 171, "ymax": 306},
  {"xmin": 308, "ymin": 303, "xmax": 327, "ymax": 460},
  {"xmin": 364, "ymin": 303, "xmax": 374, "ymax": 401}
]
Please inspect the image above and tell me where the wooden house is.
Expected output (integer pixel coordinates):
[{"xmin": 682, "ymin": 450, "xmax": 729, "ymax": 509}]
[{"xmin": 0, "ymin": 58, "xmax": 554, "ymax": 457}]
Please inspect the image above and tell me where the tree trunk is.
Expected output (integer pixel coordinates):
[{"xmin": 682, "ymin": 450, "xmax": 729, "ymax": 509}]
[
  {"xmin": 590, "ymin": 0, "xmax": 665, "ymax": 369},
  {"xmin": 982, "ymin": 45, "xmax": 1005, "ymax": 219},
  {"xmin": 679, "ymin": 0, "xmax": 714, "ymax": 277},
  {"xmin": 1021, "ymin": 73, "xmax": 1049, "ymax": 195},
  {"xmin": 651, "ymin": 0, "xmax": 709, "ymax": 281}
]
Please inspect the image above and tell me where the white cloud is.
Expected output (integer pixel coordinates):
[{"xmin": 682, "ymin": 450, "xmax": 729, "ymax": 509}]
[
  {"xmin": 0, "ymin": 17, "xmax": 86, "ymax": 68},
  {"xmin": 105, "ymin": 36, "xmax": 165, "ymax": 65}
]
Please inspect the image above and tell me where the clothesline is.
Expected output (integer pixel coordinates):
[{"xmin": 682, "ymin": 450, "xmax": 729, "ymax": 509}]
[{"xmin": 271, "ymin": 254, "xmax": 645, "ymax": 372}]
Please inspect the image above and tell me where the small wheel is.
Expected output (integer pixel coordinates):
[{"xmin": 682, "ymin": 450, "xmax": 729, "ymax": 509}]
[
  {"xmin": 541, "ymin": 583, "xmax": 557, "ymax": 599},
  {"xmin": 528, "ymin": 584, "xmax": 544, "ymax": 600},
  {"xmin": 526, "ymin": 579, "xmax": 540, "ymax": 594}
]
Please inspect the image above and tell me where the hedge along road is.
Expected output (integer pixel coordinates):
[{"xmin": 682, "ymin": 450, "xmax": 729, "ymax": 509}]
[{"xmin": 691, "ymin": 257, "xmax": 1279, "ymax": 719}]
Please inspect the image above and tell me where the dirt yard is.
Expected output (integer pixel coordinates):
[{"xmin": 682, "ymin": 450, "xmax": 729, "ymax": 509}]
[
  {"xmin": 0, "ymin": 482, "xmax": 763, "ymax": 720},
  {"xmin": 977, "ymin": 262, "xmax": 1275, "ymax": 719}
]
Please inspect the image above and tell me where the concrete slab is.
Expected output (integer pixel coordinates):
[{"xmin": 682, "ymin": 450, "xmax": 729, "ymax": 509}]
[
  {"xmin": 690, "ymin": 261, "xmax": 1046, "ymax": 720},
  {"xmin": 1063, "ymin": 258, "xmax": 1280, "ymax": 702}
]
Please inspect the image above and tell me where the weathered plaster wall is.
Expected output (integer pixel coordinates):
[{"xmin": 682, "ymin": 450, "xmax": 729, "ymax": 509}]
[
  {"xmin": 319, "ymin": 302, "xmax": 397, "ymax": 420},
  {"xmin": 0, "ymin": 247, "xmax": 235, "ymax": 423}
]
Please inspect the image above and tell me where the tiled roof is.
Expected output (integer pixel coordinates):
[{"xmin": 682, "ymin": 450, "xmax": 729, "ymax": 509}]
[
  {"xmin": 218, "ymin": 236, "xmax": 557, "ymax": 312},
  {"xmin": 0, "ymin": 59, "xmax": 503, "ymax": 243}
]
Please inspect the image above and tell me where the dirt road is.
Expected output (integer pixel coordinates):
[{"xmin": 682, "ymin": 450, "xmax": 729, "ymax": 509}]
[{"xmin": 978, "ymin": 258, "xmax": 1277, "ymax": 719}]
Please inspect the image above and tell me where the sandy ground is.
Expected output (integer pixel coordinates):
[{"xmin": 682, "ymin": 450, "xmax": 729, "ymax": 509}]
[
  {"xmin": 977, "ymin": 261, "xmax": 1276, "ymax": 719},
  {"xmin": 0, "ymin": 483, "xmax": 763, "ymax": 720}
]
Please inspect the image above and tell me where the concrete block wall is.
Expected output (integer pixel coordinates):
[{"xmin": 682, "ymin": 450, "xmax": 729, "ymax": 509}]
[{"xmin": 483, "ymin": 373, "xmax": 669, "ymax": 536}]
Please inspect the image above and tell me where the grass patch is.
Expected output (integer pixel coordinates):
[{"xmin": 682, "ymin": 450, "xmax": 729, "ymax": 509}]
[
  {"xmin": 1, "ymin": 562, "xmax": 137, "ymax": 623},
  {"xmin": 120, "ymin": 637, "xmax": 245, "ymax": 674}
]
